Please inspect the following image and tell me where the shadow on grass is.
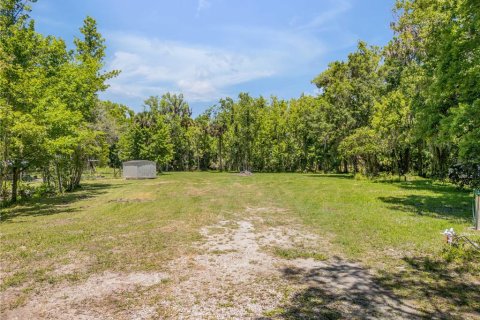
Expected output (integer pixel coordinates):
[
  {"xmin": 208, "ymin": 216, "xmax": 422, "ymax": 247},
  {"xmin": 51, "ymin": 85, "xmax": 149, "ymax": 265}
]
[
  {"xmin": 0, "ymin": 183, "xmax": 117, "ymax": 223},
  {"xmin": 259, "ymin": 257, "xmax": 427, "ymax": 319},
  {"xmin": 306, "ymin": 174, "xmax": 354, "ymax": 180},
  {"xmin": 375, "ymin": 253, "xmax": 480, "ymax": 319},
  {"xmin": 377, "ymin": 180, "xmax": 472, "ymax": 223},
  {"xmin": 376, "ymin": 179, "xmax": 465, "ymax": 192}
]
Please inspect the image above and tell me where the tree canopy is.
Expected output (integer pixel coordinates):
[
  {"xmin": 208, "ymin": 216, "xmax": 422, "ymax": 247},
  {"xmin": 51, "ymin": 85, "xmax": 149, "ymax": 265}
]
[{"xmin": 1, "ymin": 0, "xmax": 479, "ymax": 204}]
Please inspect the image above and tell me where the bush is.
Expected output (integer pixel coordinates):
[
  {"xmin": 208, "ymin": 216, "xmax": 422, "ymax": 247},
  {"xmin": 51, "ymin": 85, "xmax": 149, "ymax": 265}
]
[
  {"xmin": 442, "ymin": 238, "xmax": 480, "ymax": 274},
  {"xmin": 33, "ymin": 184, "xmax": 57, "ymax": 198},
  {"xmin": 18, "ymin": 183, "xmax": 35, "ymax": 200}
]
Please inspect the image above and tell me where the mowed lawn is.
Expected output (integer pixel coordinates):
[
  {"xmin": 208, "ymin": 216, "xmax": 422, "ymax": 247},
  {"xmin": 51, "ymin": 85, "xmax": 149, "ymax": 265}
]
[{"xmin": 1, "ymin": 172, "xmax": 478, "ymax": 317}]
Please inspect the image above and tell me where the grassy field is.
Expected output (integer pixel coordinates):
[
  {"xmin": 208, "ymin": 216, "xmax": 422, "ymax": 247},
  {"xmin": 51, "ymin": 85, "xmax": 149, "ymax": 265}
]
[{"xmin": 1, "ymin": 172, "xmax": 479, "ymax": 319}]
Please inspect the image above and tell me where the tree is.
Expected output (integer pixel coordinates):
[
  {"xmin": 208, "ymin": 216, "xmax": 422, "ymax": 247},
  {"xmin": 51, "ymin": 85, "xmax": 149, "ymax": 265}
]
[
  {"xmin": 313, "ymin": 41, "xmax": 382, "ymax": 131},
  {"xmin": 94, "ymin": 101, "xmax": 133, "ymax": 175},
  {"xmin": 1, "ymin": 5, "xmax": 119, "ymax": 200},
  {"xmin": 0, "ymin": 0, "xmax": 46, "ymax": 201},
  {"xmin": 59, "ymin": 16, "xmax": 119, "ymax": 190},
  {"xmin": 339, "ymin": 128, "xmax": 383, "ymax": 176},
  {"xmin": 119, "ymin": 110, "xmax": 173, "ymax": 169},
  {"xmin": 192, "ymin": 112, "xmax": 214, "ymax": 170},
  {"xmin": 373, "ymin": 90, "xmax": 414, "ymax": 178},
  {"xmin": 0, "ymin": 0, "xmax": 36, "ymax": 29},
  {"xmin": 145, "ymin": 93, "xmax": 193, "ymax": 170},
  {"xmin": 209, "ymin": 100, "xmax": 230, "ymax": 171},
  {"xmin": 312, "ymin": 41, "xmax": 383, "ymax": 173},
  {"xmin": 391, "ymin": 0, "xmax": 480, "ymax": 180}
]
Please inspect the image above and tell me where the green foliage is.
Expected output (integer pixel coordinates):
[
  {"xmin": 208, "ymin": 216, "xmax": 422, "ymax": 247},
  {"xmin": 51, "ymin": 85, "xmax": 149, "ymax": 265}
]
[
  {"xmin": 191, "ymin": 111, "xmax": 214, "ymax": 170},
  {"xmin": 1, "ymin": 0, "xmax": 479, "ymax": 194},
  {"xmin": 391, "ymin": 0, "xmax": 480, "ymax": 180},
  {"xmin": 143, "ymin": 93, "xmax": 193, "ymax": 170},
  {"xmin": 339, "ymin": 128, "xmax": 382, "ymax": 176},
  {"xmin": 372, "ymin": 89, "xmax": 414, "ymax": 176},
  {"xmin": 0, "ymin": 3, "xmax": 117, "ymax": 201},
  {"xmin": 118, "ymin": 110, "xmax": 173, "ymax": 168},
  {"xmin": 442, "ymin": 239, "xmax": 480, "ymax": 274}
]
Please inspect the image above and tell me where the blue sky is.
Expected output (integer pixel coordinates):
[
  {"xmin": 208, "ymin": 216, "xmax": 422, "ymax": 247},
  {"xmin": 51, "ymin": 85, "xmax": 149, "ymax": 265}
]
[{"xmin": 31, "ymin": 0, "xmax": 395, "ymax": 115}]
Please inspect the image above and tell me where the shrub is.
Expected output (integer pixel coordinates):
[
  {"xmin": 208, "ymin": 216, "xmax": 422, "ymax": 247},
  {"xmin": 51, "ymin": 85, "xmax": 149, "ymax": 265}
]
[{"xmin": 33, "ymin": 184, "xmax": 57, "ymax": 198}]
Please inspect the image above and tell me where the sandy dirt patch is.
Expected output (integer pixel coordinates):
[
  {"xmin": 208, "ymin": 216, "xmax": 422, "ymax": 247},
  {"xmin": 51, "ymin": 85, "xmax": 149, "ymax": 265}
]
[
  {"xmin": 154, "ymin": 218, "xmax": 421, "ymax": 319},
  {"xmin": 3, "ymin": 272, "xmax": 167, "ymax": 320},
  {"xmin": 2, "ymin": 213, "xmax": 422, "ymax": 319}
]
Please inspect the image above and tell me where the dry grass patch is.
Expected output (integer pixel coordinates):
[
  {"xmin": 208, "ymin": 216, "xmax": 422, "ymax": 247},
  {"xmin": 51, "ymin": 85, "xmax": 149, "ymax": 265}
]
[
  {"xmin": 110, "ymin": 191, "xmax": 155, "ymax": 203},
  {"xmin": 1, "ymin": 172, "xmax": 477, "ymax": 319},
  {"xmin": 3, "ymin": 271, "xmax": 168, "ymax": 319}
]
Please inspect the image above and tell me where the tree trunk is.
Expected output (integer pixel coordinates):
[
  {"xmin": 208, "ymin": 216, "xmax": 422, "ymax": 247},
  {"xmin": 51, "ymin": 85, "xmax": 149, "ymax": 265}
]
[
  {"xmin": 219, "ymin": 136, "xmax": 223, "ymax": 172},
  {"xmin": 343, "ymin": 160, "xmax": 348, "ymax": 174},
  {"xmin": 74, "ymin": 165, "xmax": 83, "ymax": 188},
  {"xmin": 1, "ymin": 136, "xmax": 8, "ymax": 202},
  {"xmin": 475, "ymin": 194, "xmax": 480, "ymax": 231},
  {"xmin": 353, "ymin": 158, "xmax": 359, "ymax": 174},
  {"xmin": 69, "ymin": 161, "xmax": 83, "ymax": 191},
  {"xmin": 0, "ymin": 166, "xmax": 4, "ymax": 200},
  {"xmin": 55, "ymin": 161, "xmax": 63, "ymax": 194},
  {"xmin": 417, "ymin": 144, "xmax": 425, "ymax": 177},
  {"xmin": 43, "ymin": 166, "xmax": 49, "ymax": 184},
  {"xmin": 11, "ymin": 166, "xmax": 18, "ymax": 202}
]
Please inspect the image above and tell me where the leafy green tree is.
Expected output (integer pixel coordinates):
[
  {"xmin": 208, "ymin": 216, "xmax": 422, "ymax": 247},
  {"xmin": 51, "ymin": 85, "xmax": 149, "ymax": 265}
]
[
  {"xmin": 1, "ymin": 3, "xmax": 119, "ymax": 199},
  {"xmin": 119, "ymin": 111, "xmax": 173, "ymax": 169},
  {"xmin": 94, "ymin": 101, "xmax": 133, "ymax": 174},
  {"xmin": 391, "ymin": 0, "xmax": 480, "ymax": 180},
  {"xmin": 339, "ymin": 128, "xmax": 383, "ymax": 176},
  {"xmin": 208, "ymin": 100, "xmax": 230, "ymax": 171},
  {"xmin": 145, "ymin": 93, "xmax": 193, "ymax": 170},
  {"xmin": 373, "ymin": 90, "xmax": 413, "ymax": 178},
  {"xmin": 191, "ymin": 112, "xmax": 214, "ymax": 170},
  {"xmin": 313, "ymin": 42, "xmax": 382, "ymax": 131},
  {"xmin": 0, "ymin": 0, "xmax": 46, "ymax": 201},
  {"xmin": 57, "ymin": 16, "xmax": 119, "ymax": 190},
  {"xmin": 312, "ymin": 41, "xmax": 383, "ymax": 173}
]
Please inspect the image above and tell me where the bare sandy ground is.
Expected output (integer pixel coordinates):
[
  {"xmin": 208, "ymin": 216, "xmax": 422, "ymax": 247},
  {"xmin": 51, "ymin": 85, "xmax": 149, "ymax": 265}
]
[{"xmin": 3, "ymin": 208, "xmax": 422, "ymax": 319}]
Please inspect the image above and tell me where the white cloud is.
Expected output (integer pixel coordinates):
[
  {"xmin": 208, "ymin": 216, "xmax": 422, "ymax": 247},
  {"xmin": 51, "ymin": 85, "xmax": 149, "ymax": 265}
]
[
  {"xmin": 105, "ymin": 29, "xmax": 328, "ymax": 103},
  {"xmin": 196, "ymin": 0, "xmax": 212, "ymax": 16},
  {"xmin": 106, "ymin": 35, "xmax": 279, "ymax": 102},
  {"xmin": 103, "ymin": 0, "xmax": 355, "ymax": 106}
]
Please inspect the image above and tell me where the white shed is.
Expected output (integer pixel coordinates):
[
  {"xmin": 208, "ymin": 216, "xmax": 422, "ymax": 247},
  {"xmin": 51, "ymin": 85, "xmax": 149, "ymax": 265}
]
[{"xmin": 122, "ymin": 160, "xmax": 156, "ymax": 179}]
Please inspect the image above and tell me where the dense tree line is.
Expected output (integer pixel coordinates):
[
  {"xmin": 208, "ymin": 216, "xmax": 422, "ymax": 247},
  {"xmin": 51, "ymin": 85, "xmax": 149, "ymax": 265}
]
[
  {"xmin": 0, "ymin": 0, "xmax": 117, "ymax": 201},
  {"xmin": 113, "ymin": 0, "xmax": 480, "ymax": 187},
  {"xmin": 1, "ymin": 0, "xmax": 479, "ymax": 204}
]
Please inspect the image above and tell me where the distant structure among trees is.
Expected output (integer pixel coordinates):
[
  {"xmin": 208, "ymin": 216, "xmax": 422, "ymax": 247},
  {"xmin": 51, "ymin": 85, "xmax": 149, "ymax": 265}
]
[
  {"xmin": 122, "ymin": 161, "xmax": 156, "ymax": 180},
  {"xmin": 1, "ymin": 0, "xmax": 479, "ymax": 204}
]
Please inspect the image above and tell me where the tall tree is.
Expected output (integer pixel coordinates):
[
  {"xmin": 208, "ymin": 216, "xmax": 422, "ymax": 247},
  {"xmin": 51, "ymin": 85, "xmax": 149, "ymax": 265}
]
[
  {"xmin": 58, "ymin": 16, "xmax": 119, "ymax": 190},
  {"xmin": 119, "ymin": 110, "xmax": 173, "ymax": 168}
]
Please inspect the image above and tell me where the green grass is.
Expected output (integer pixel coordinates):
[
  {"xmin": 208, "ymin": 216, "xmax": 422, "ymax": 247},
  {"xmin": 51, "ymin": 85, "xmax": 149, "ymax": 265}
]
[
  {"xmin": 253, "ymin": 174, "xmax": 474, "ymax": 262},
  {"xmin": 271, "ymin": 247, "xmax": 328, "ymax": 261},
  {"xmin": 0, "ymin": 172, "xmax": 478, "ymax": 316}
]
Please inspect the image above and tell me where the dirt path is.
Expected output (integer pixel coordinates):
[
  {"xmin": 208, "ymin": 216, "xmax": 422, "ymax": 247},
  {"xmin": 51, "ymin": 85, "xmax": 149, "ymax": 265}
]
[
  {"xmin": 3, "ymin": 212, "xmax": 423, "ymax": 319},
  {"xmin": 157, "ymin": 217, "xmax": 422, "ymax": 319}
]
